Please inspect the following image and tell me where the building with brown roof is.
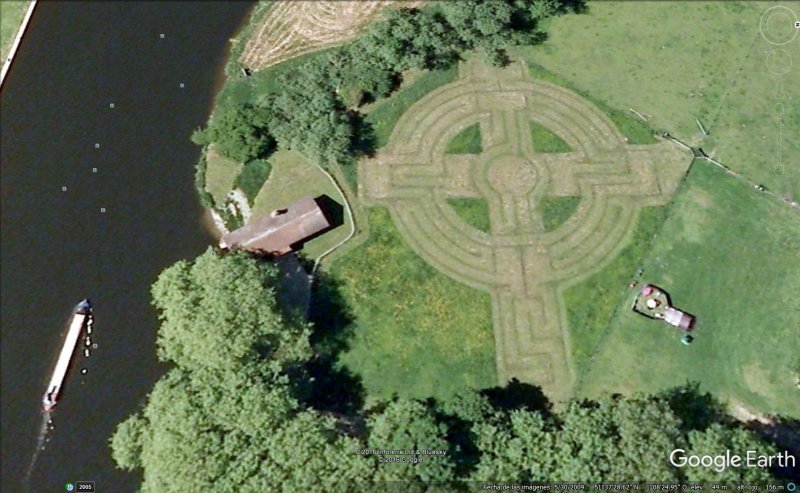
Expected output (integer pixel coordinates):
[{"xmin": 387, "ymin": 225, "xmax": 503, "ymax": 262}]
[
  {"xmin": 631, "ymin": 284, "xmax": 696, "ymax": 332},
  {"xmin": 219, "ymin": 196, "xmax": 330, "ymax": 255}
]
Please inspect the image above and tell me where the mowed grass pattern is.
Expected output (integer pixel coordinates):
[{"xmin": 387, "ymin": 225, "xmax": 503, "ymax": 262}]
[
  {"xmin": 579, "ymin": 163, "xmax": 800, "ymax": 417},
  {"xmin": 366, "ymin": 66, "xmax": 458, "ymax": 148},
  {"xmin": 514, "ymin": 1, "xmax": 799, "ymax": 197},
  {"xmin": 331, "ymin": 207, "xmax": 496, "ymax": 400},
  {"xmin": 563, "ymin": 205, "xmax": 668, "ymax": 372}
]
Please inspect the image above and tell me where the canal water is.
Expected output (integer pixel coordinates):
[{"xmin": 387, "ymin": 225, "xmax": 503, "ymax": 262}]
[{"xmin": 0, "ymin": 2, "xmax": 254, "ymax": 491}]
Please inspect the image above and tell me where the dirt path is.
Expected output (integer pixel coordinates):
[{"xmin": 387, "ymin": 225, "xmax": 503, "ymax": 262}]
[{"xmin": 240, "ymin": 0, "xmax": 424, "ymax": 71}]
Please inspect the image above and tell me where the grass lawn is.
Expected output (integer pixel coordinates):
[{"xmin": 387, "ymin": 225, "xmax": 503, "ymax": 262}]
[
  {"xmin": 562, "ymin": 205, "xmax": 669, "ymax": 372},
  {"xmin": 251, "ymin": 150, "xmax": 352, "ymax": 260},
  {"xmin": 577, "ymin": 162, "xmax": 800, "ymax": 417},
  {"xmin": 204, "ymin": 145, "xmax": 242, "ymax": 206},
  {"xmin": 365, "ymin": 66, "xmax": 458, "ymax": 148},
  {"xmin": 540, "ymin": 196, "xmax": 582, "ymax": 232},
  {"xmin": 0, "ymin": 0, "xmax": 29, "ymax": 62},
  {"xmin": 530, "ymin": 121, "xmax": 572, "ymax": 153},
  {"xmin": 513, "ymin": 0, "xmax": 799, "ymax": 197},
  {"xmin": 330, "ymin": 207, "xmax": 496, "ymax": 400},
  {"xmin": 234, "ymin": 159, "xmax": 271, "ymax": 204},
  {"xmin": 445, "ymin": 123, "xmax": 483, "ymax": 154},
  {"xmin": 447, "ymin": 198, "xmax": 491, "ymax": 233}
]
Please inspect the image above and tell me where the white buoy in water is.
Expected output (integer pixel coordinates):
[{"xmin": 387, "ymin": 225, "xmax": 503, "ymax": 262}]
[
  {"xmin": 94, "ymin": 143, "xmax": 100, "ymax": 149},
  {"xmin": 84, "ymin": 337, "xmax": 91, "ymax": 347},
  {"xmin": 84, "ymin": 348, "xmax": 90, "ymax": 357},
  {"xmin": 80, "ymin": 368, "xmax": 88, "ymax": 375}
]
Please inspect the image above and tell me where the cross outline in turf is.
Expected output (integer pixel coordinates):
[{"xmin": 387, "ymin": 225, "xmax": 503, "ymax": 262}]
[{"xmin": 360, "ymin": 59, "xmax": 692, "ymax": 400}]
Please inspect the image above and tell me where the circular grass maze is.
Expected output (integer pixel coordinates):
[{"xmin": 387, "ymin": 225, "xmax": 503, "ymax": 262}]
[{"xmin": 360, "ymin": 59, "xmax": 692, "ymax": 400}]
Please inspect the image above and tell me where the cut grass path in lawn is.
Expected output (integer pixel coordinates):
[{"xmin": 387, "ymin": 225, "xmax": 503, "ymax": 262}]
[
  {"xmin": 513, "ymin": 0, "xmax": 800, "ymax": 197},
  {"xmin": 366, "ymin": 66, "xmax": 458, "ymax": 148},
  {"xmin": 563, "ymin": 205, "xmax": 668, "ymax": 372},
  {"xmin": 330, "ymin": 207, "xmax": 496, "ymax": 400},
  {"xmin": 578, "ymin": 162, "xmax": 800, "ymax": 417}
]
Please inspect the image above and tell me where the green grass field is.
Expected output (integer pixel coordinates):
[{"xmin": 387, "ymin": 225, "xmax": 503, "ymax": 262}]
[
  {"xmin": 540, "ymin": 196, "xmax": 582, "ymax": 233},
  {"xmin": 447, "ymin": 198, "xmax": 491, "ymax": 233},
  {"xmin": 0, "ymin": 1, "xmax": 29, "ymax": 62},
  {"xmin": 365, "ymin": 66, "xmax": 459, "ymax": 148},
  {"xmin": 576, "ymin": 162, "xmax": 800, "ymax": 417},
  {"xmin": 514, "ymin": 0, "xmax": 799, "ymax": 198},
  {"xmin": 204, "ymin": 145, "xmax": 242, "ymax": 206},
  {"xmin": 445, "ymin": 123, "xmax": 483, "ymax": 154},
  {"xmin": 563, "ymin": 205, "xmax": 669, "ymax": 372},
  {"xmin": 330, "ymin": 207, "xmax": 496, "ymax": 400},
  {"xmin": 530, "ymin": 121, "xmax": 572, "ymax": 153},
  {"xmin": 234, "ymin": 159, "xmax": 271, "ymax": 204},
  {"xmin": 202, "ymin": 1, "xmax": 800, "ymax": 412}
]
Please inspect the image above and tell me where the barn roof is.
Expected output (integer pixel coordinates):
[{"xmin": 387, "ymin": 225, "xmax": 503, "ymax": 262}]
[{"xmin": 220, "ymin": 197, "xmax": 330, "ymax": 255}]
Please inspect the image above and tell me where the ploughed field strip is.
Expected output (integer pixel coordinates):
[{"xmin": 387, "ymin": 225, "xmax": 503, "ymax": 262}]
[
  {"xmin": 360, "ymin": 60, "xmax": 692, "ymax": 400},
  {"xmin": 240, "ymin": 1, "xmax": 424, "ymax": 71}
]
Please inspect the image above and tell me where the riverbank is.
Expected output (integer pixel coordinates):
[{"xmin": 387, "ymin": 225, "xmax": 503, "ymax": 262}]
[
  {"xmin": 0, "ymin": 0, "xmax": 36, "ymax": 88},
  {"xmin": 0, "ymin": 3, "xmax": 256, "ymax": 490}
]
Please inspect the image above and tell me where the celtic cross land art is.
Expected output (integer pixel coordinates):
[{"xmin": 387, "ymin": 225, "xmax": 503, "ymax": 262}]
[{"xmin": 360, "ymin": 60, "xmax": 692, "ymax": 400}]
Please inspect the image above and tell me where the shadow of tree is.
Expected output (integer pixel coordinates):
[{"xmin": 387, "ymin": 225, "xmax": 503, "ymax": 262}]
[
  {"xmin": 303, "ymin": 269, "xmax": 366, "ymax": 417},
  {"xmin": 482, "ymin": 378, "xmax": 553, "ymax": 418},
  {"xmin": 351, "ymin": 109, "xmax": 377, "ymax": 159},
  {"xmin": 745, "ymin": 415, "xmax": 800, "ymax": 480},
  {"xmin": 661, "ymin": 382, "xmax": 727, "ymax": 432},
  {"xmin": 558, "ymin": 0, "xmax": 589, "ymax": 15}
]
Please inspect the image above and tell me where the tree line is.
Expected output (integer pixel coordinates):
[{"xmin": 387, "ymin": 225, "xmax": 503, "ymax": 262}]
[
  {"xmin": 110, "ymin": 251, "xmax": 784, "ymax": 492},
  {"xmin": 191, "ymin": 0, "xmax": 587, "ymax": 168}
]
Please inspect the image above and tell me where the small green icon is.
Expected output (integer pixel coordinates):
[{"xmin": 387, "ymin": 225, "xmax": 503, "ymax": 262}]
[{"xmin": 65, "ymin": 483, "xmax": 74, "ymax": 491}]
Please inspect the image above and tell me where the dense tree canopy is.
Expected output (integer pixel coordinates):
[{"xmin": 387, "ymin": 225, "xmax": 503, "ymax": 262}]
[
  {"xmin": 112, "ymin": 251, "xmax": 785, "ymax": 491},
  {"xmin": 194, "ymin": 1, "xmax": 588, "ymax": 169},
  {"xmin": 150, "ymin": 250, "xmax": 311, "ymax": 373},
  {"xmin": 191, "ymin": 104, "xmax": 275, "ymax": 163}
]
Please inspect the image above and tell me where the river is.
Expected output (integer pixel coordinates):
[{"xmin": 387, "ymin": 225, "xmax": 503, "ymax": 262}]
[{"xmin": 0, "ymin": 2, "xmax": 254, "ymax": 491}]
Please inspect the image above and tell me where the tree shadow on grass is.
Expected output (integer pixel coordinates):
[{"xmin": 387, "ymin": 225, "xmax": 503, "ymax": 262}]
[
  {"xmin": 351, "ymin": 109, "xmax": 377, "ymax": 159},
  {"xmin": 661, "ymin": 382, "xmax": 727, "ymax": 432},
  {"xmin": 482, "ymin": 378, "xmax": 553, "ymax": 418},
  {"xmin": 303, "ymin": 269, "xmax": 365, "ymax": 418}
]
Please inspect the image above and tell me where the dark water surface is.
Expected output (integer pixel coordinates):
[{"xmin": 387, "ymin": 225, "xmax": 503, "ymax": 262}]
[{"xmin": 1, "ymin": 2, "xmax": 253, "ymax": 491}]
